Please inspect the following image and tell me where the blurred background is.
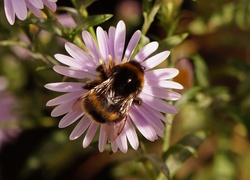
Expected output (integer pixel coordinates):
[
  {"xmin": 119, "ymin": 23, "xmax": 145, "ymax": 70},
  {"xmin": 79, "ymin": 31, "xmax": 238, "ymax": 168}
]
[{"xmin": 0, "ymin": 0, "xmax": 250, "ymax": 179}]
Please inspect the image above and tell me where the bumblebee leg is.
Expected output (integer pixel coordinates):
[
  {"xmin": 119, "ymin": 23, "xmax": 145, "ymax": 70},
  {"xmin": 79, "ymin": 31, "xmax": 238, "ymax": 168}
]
[
  {"xmin": 83, "ymin": 80, "xmax": 100, "ymax": 90},
  {"xmin": 96, "ymin": 64, "xmax": 108, "ymax": 80},
  {"xmin": 133, "ymin": 97, "xmax": 142, "ymax": 105},
  {"xmin": 83, "ymin": 65, "xmax": 108, "ymax": 90}
]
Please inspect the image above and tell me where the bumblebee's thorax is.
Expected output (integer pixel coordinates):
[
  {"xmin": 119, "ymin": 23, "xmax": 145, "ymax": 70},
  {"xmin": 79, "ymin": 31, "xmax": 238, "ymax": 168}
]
[{"xmin": 109, "ymin": 61, "xmax": 144, "ymax": 98}]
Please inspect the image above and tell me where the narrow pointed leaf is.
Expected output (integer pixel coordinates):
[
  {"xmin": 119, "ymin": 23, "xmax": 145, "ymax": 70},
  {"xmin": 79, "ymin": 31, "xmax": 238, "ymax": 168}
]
[{"xmin": 163, "ymin": 131, "xmax": 207, "ymax": 178}]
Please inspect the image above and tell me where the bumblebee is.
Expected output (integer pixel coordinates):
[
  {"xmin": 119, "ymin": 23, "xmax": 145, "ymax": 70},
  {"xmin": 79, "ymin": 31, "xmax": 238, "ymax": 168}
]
[{"xmin": 76, "ymin": 60, "xmax": 145, "ymax": 138}]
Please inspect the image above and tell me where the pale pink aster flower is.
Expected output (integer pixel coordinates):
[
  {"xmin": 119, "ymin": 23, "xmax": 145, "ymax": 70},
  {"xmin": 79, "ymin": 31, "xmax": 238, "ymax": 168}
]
[
  {"xmin": 4, "ymin": 0, "xmax": 57, "ymax": 25},
  {"xmin": 45, "ymin": 21, "xmax": 183, "ymax": 153}
]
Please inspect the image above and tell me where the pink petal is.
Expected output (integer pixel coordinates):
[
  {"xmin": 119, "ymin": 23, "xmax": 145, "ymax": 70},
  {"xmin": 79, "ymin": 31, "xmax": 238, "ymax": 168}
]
[
  {"xmin": 4, "ymin": 0, "xmax": 15, "ymax": 25},
  {"xmin": 58, "ymin": 111, "xmax": 84, "ymax": 128},
  {"xmin": 136, "ymin": 105, "xmax": 165, "ymax": 131},
  {"xmin": 129, "ymin": 107, "xmax": 158, "ymax": 141},
  {"xmin": 98, "ymin": 124, "xmax": 109, "ymax": 152},
  {"xmin": 134, "ymin": 106, "xmax": 164, "ymax": 138},
  {"xmin": 64, "ymin": 42, "xmax": 95, "ymax": 68},
  {"xmin": 124, "ymin": 30, "xmax": 141, "ymax": 61},
  {"xmin": 45, "ymin": 82, "xmax": 85, "ymax": 92},
  {"xmin": 54, "ymin": 54, "xmax": 84, "ymax": 69},
  {"xmin": 115, "ymin": 126, "xmax": 128, "ymax": 153},
  {"xmin": 51, "ymin": 100, "xmax": 74, "ymax": 117},
  {"xmin": 111, "ymin": 141, "xmax": 118, "ymax": 153},
  {"xmin": 25, "ymin": 1, "xmax": 43, "ymax": 18},
  {"xmin": 114, "ymin": 21, "xmax": 126, "ymax": 62},
  {"xmin": 82, "ymin": 31, "xmax": 101, "ymax": 62},
  {"xmin": 142, "ymin": 86, "xmax": 181, "ymax": 100},
  {"xmin": 144, "ymin": 79, "xmax": 183, "ymax": 89},
  {"xmin": 27, "ymin": 0, "xmax": 44, "ymax": 8},
  {"xmin": 13, "ymin": 0, "xmax": 27, "ymax": 20},
  {"xmin": 42, "ymin": 0, "xmax": 57, "ymax": 11},
  {"xmin": 53, "ymin": 66, "xmax": 96, "ymax": 79},
  {"xmin": 139, "ymin": 93, "xmax": 178, "ymax": 114},
  {"xmin": 97, "ymin": 27, "xmax": 109, "ymax": 61},
  {"xmin": 145, "ymin": 68, "xmax": 179, "ymax": 80},
  {"xmin": 108, "ymin": 26, "xmax": 116, "ymax": 58},
  {"xmin": 46, "ymin": 91, "xmax": 83, "ymax": 106},
  {"xmin": 82, "ymin": 122, "xmax": 98, "ymax": 148},
  {"xmin": 142, "ymin": 103, "xmax": 171, "ymax": 124},
  {"xmin": 69, "ymin": 116, "xmax": 92, "ymax": 140},
  {"xmin": 134, "ymin": 41, "xmax": 158, "ymax": 62},
  {"xmin": 126, "ymin": 117, "xmax": 139, "ymax": 150},
  {"xmin": 142, "ymin": 51, "xmax": 170, "ymax": 70}
]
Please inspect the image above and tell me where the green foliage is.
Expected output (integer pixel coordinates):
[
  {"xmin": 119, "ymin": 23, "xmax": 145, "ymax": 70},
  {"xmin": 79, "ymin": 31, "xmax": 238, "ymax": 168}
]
[{"xmin": 164, "ymin": 132, "xmax": 207, "ymax": 178}]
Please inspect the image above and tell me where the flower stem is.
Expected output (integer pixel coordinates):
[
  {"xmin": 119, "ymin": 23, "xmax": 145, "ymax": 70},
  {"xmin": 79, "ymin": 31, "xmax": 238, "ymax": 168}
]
[
  {"xmin": 141, "ymin": 0, "xmax": 163, "ymax": 35},
  {"xmin": 162, "ymin": 114, "xmax": 174, "ymax": 153}
]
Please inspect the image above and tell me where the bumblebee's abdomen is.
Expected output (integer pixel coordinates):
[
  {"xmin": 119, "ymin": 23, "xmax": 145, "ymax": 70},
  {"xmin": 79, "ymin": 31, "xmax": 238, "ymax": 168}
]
[{"xmin": 82, "ymin": 92, "xmax": 124, "ymax": 124}]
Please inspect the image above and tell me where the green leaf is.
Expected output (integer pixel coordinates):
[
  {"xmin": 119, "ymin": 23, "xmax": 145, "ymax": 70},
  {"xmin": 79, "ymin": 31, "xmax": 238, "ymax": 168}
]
[
  {"xmin": 0, "ymin": 40, "xmax": 28, "ymax": 48},
  {"xmin": 159, "ymin": 32, "xmax": 189, "ymax": 49},
  {"xmin": 191, "ymin": 54, "xmax": 210, "ymax": 88},
  {"xmin": 72, "ymin": 0, "xmax": 97, "ymax": 9},
  {"xmin": 163, "ymin": 131, "xmax": 207, "ymax": 178},
  {"xmin": 75, "ymin": 14, "xmax": 113, "ymax": 32},
  {"xmin": 27, "ymin": 17, "xmax": 64, "ymax": 37},
  {"xmin": 142, "ymin": 0, "xmax": 154, "ymax": 14},
  {"xmin": 143, "ymin": 153, "xmax": 170, "ymax": 179},
  {"xmin": 175, "ymin": 86, "xmax": 202, "ymax": 107}
]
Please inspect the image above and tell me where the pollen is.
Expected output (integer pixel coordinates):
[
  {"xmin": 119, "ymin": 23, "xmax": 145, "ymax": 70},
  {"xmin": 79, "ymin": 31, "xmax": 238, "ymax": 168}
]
[
  {"xmin": 102, "ymin": 54, "xmax": 117, "ymax": 71},
  {"xmin": 108, "ymin": 113, "xmax": 119, "ymax": 121},
  {"xmin": 99, "ymin": 58, "xmax": 105, "ymax": 65},
  {"xmin": 121, "ymin": 57, "xmax": 127, "ymax": 64}
]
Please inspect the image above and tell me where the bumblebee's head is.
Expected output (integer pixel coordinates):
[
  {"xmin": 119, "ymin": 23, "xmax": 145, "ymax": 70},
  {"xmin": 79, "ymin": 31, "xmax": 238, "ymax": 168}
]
[{"xmin": 111, "ymin": 61, "xmax": 144, "ymax": 97}]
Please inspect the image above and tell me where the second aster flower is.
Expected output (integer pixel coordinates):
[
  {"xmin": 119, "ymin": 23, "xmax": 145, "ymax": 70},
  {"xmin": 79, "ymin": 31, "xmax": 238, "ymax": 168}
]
[
  {"xmin": 4, "ymin": 0, "xmax": 57, "ymax": 25},
  {"xmin": 45, "ymin": 20, "xmax": 182, "ymax": 153}
]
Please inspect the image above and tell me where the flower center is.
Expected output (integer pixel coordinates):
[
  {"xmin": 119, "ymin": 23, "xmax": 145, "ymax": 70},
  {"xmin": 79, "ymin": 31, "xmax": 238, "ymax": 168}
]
[{"xmin": 99, "ymin": 55, "xmax": 128, "ymax": 74}]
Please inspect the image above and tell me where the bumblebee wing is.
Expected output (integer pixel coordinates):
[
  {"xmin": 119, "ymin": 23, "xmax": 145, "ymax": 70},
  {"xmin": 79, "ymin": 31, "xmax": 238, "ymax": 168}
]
[
  {"xmin": 108, "ymin": 96, "xmax": 134, "ymax": 142},
  {"xmin": 117, "ymin": 94, "xmax": 135, "ymax": 114},
  {"xmin": 72, "ymin": 79, "xmax": 112, "ymax": 113}
]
